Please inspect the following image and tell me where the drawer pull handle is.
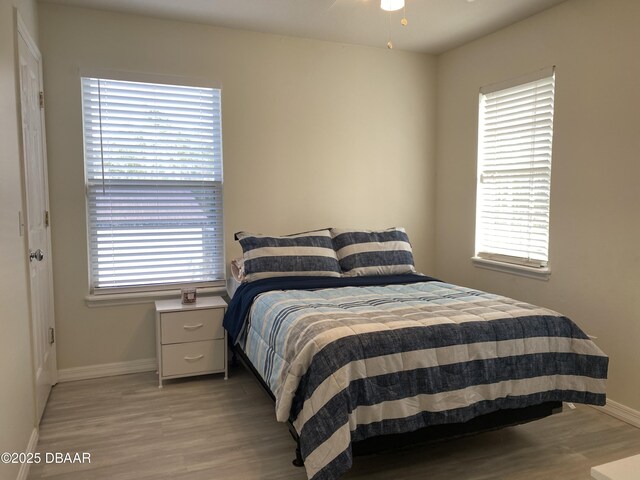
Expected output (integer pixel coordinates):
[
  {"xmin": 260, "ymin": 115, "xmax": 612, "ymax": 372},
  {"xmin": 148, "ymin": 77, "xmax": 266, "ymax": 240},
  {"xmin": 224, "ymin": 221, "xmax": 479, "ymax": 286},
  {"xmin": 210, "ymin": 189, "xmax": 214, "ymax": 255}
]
[
  {"xmin": 183, "ymin": 323, "xmax": 204, "ymax": 330},
  {"xmin": 184, "ymin": 354, "xmax": 204, "ymax": 362}
]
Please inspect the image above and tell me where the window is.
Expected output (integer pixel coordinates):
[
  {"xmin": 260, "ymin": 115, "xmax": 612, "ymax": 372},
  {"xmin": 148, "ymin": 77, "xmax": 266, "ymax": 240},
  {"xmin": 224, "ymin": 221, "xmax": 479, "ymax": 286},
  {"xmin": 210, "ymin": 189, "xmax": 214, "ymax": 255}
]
[
  {"xmin": 81, "ymin": 77, "xmax": 224, "ymax": 293},
  {"xmin": 474, "ymin": 67, "xmax": 555, "ymax": 274}
]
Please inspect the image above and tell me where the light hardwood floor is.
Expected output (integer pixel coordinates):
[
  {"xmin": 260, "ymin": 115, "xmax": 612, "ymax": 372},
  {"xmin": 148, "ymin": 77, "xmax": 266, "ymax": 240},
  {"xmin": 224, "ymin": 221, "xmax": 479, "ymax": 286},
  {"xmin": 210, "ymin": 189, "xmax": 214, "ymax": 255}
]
[{"xmin": 29, "ymin": 365, "xmax": 640, "ymax": 480}]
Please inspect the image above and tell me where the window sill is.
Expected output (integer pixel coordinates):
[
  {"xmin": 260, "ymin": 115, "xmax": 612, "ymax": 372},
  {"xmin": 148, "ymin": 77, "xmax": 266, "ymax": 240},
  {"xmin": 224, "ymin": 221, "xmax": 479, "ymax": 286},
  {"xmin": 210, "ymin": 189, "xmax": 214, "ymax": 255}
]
[
  {"xmin": 471, "ymin": 257, "xmax": 551, "ymax": 281},
  {"xmin": 85, "ymin": 286, "xmax": 227, "ymax": 308}
]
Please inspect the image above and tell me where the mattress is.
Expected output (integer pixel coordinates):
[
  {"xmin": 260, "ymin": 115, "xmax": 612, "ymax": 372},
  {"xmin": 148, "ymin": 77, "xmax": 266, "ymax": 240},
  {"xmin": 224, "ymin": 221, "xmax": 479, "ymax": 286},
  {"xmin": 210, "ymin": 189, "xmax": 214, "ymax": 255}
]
[{"xmin": 223, "ymin": 275, "xmax": 608, "ymax": 480}]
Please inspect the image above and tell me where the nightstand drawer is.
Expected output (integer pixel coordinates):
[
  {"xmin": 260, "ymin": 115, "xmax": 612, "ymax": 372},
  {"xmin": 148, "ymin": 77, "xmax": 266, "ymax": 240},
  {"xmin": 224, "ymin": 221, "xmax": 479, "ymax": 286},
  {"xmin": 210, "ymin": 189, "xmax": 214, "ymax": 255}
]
[
  {"xmin": 161, "ymin": 308, "xmax": 224, "ymax": 344},
  {"xmin": 161, "ymin": 339, "xmax": 225, "ymax": 377}
]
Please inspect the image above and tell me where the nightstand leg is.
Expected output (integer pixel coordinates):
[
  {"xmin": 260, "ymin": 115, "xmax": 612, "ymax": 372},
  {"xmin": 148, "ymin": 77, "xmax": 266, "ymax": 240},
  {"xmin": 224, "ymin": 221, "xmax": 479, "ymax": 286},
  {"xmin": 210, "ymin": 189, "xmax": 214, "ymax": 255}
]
[{"xmin": 224, "ymin": 332, "xmax": 229, "ymax": 380}]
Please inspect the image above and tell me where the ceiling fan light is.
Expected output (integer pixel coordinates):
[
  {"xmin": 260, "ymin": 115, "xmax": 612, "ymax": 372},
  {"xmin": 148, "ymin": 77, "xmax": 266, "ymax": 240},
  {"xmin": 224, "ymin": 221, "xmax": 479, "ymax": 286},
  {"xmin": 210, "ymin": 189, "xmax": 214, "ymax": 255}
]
[{"xmin": 380, "ymin": 0, "xmax": 404, "ymax": 12}]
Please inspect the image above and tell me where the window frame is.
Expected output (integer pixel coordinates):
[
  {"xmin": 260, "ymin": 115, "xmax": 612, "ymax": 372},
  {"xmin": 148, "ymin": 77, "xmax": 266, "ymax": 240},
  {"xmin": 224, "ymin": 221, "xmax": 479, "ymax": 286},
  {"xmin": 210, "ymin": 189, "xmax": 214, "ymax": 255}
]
[
  {"xmin": 472, "ymin": 67, "xmax": 556, "ymax": 280},
  {"xmin": 79, "ymin": 69, "xmax": 225, "ymax": 296}
]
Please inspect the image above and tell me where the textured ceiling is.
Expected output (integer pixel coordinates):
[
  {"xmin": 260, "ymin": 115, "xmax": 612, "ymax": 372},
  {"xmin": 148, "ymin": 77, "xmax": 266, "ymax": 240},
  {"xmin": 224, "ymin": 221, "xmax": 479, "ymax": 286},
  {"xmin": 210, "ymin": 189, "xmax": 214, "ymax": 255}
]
[{"xmin": 39, "ymin": 0, "xmax": 568, "ymax": 53}]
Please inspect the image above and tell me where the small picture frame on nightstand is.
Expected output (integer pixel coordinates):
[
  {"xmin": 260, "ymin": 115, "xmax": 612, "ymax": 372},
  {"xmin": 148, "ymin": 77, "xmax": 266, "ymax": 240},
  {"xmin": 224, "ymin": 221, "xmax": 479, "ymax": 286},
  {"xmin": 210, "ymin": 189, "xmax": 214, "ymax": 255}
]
[{"xmin": 181, "ymin": 287, "xmax": 197, "ymax": 304}]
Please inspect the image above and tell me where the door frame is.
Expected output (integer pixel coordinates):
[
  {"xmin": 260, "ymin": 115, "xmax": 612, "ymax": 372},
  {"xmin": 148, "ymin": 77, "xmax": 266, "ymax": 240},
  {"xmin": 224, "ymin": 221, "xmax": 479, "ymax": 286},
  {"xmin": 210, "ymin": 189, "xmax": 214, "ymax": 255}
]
[{"xmin": 15, "ymin": 11, "xmax": 58, "ymax": 423}]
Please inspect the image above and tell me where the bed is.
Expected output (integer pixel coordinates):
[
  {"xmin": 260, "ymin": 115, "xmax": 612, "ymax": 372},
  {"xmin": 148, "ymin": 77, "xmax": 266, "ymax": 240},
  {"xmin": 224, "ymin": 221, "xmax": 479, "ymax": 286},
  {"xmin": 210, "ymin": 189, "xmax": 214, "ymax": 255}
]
[
  {"xmin": 224, "ymin": 228, "xmax": 608, "ymax": 479},
  {"xmin": 223, "ymin": 274, "xmax": 608, "ymax": 480}
]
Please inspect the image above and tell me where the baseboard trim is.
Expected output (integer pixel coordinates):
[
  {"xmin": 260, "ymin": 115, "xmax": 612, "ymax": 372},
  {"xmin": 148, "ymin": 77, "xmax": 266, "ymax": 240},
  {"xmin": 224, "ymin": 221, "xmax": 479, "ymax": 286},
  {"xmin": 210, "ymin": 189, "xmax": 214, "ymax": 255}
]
[
  {"xmin": 16, "ymin": 428, "xmax": 38, "ymax": 480},
  {"xmin": 594, "ymin": 399, "xmax": 640, "ymax": 429},
  {"xmin": 58, "ymin": 358, "xmax": 157, "ymax": 382}
]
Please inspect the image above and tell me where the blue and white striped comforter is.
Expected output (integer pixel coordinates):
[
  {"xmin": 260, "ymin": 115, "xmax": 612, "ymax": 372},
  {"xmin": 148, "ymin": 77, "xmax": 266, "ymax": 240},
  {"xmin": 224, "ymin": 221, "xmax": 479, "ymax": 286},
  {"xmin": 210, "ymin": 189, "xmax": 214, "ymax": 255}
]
[{"xmin": 241, "ymin": 280, "xmax": 608, "ymax": 480}]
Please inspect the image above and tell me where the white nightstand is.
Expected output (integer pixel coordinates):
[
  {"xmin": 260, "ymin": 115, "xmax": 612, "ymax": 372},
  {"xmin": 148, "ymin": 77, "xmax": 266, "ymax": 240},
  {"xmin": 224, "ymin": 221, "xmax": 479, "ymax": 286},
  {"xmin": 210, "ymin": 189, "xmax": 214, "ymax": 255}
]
[{"xmin": 155, "ymin": 296, "xmax": 228, "ymax": 387}]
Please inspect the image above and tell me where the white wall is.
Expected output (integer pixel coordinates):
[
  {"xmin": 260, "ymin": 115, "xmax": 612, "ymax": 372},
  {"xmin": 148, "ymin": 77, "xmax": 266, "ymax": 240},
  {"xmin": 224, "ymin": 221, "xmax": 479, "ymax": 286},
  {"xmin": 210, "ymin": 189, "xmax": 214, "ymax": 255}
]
[
  {"xmin": 0, "ymin": 0, "xmax": 39, "ymax": 478},
  {"xmin": 38, "ymin": 4, "xmax": 437, "ymax": 371},
  {"xmin": 435, "ymin": 0, "xmax": 640, "ymax": 411}
]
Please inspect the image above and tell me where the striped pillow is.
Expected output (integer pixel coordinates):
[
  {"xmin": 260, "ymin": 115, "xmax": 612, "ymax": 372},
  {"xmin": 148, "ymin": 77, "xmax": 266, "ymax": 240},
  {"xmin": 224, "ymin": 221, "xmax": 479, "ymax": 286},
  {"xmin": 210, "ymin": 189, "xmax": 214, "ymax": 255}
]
[
  {"xmin": 331, "ymin": 227, "xmax": 417, "ymax": 277},
  {"xmin": 236, "ymin": 230, "xmax": 341, "ymax": 282}
]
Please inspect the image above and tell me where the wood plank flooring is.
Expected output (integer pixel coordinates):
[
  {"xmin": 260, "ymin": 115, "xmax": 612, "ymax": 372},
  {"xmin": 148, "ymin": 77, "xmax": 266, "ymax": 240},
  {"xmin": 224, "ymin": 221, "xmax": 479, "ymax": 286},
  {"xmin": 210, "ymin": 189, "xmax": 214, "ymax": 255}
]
[{"xmin": 29, "ymin": 365, "xmax": 640, "ymax": 480}]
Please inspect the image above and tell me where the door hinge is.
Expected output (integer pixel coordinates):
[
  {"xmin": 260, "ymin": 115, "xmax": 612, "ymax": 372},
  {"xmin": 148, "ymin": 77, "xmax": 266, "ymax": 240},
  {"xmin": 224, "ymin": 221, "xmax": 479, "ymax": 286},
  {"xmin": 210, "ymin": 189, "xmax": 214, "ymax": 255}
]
[
  {"xmin": 49, "ymin": 327, "xmax": 55, "ymax": 345},
  {"xmin": 44, "ymin": 210, "xmax": 50, "ymax": 227},
  {"xmin": 39, "ymin": 91, "xmax": 45, "ymax": 109}
]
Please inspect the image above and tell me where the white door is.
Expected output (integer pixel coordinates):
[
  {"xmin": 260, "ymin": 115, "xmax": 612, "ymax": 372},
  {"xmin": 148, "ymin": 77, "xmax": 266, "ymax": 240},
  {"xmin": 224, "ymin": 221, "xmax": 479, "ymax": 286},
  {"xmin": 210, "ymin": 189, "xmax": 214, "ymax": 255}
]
[{"xmin": 18, "ymin": 19, "xmax": 58, "ymax": 423}]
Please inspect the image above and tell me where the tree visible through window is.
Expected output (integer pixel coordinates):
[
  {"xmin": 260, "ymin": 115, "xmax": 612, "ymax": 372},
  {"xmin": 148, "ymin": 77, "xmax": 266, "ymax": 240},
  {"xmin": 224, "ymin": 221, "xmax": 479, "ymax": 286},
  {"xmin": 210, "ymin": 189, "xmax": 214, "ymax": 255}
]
[{"xmin": 81, "ymin": 77, "xmax": 224, "ymax": 292}]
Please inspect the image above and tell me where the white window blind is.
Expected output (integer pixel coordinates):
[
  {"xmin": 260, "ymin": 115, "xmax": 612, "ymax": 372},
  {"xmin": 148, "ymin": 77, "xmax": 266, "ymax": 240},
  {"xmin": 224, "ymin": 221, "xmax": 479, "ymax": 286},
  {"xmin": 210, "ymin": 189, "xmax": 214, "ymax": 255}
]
[
  {"xmin": 81, "ymin": 77, "xmax": 224, "ymax": 293},
  {"xmin": 475, "ymin": 68, "xmax": 555, "ymax": 268}
]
